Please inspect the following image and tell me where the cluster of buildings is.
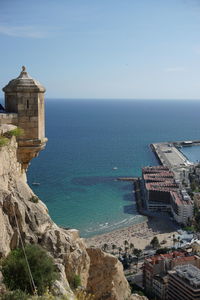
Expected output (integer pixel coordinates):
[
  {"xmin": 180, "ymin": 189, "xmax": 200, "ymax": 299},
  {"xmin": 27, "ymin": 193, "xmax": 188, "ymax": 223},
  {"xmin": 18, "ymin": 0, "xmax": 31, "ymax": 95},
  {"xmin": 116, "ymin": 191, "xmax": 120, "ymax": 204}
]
[
  {"xmin": 142, "ymin": 166, "xmax": 194, "ymax": 225},
  {"xmin": 143, "ymin": 251, "xmax": 200, "ymax": 299}
]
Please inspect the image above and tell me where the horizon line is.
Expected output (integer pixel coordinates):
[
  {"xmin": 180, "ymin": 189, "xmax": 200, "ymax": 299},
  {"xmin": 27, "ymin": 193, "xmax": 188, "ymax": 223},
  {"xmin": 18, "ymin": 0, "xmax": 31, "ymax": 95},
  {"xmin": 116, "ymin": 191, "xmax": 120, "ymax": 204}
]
[
  {"xmin": 1, "ymin": 97, "xmax": 200, "ymax": 101},
  {"xmin": 44, "ymin": 98, "xmax": 200, "ymax": 101}
]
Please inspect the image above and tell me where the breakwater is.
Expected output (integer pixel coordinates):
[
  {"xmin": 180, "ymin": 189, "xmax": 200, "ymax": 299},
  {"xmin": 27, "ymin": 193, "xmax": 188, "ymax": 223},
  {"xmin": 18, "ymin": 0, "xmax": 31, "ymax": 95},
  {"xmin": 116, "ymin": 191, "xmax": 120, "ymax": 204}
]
[{"xmin": 117, "ymin": 177, "xmax": 138, "ymax": 181}]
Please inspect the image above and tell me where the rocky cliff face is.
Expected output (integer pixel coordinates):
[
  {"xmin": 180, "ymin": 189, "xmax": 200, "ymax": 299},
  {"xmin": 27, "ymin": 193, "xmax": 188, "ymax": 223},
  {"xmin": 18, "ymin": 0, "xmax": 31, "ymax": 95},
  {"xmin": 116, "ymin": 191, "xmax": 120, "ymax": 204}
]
[
  {"xmin": 87, "ymin": 248, "xmax": 131, "ymax": 300},
  {"xmin": 0, "ymin": 129, "xmax": 147, "ymax": 300}
]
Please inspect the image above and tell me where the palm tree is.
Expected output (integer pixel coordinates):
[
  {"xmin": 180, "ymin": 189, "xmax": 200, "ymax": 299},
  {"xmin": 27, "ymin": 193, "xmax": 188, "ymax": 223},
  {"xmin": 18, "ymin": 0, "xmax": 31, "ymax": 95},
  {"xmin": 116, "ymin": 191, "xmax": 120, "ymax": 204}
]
[
  {"xmin": 112, "ymin": 244, "xmax": 117, "ymax": 254},
  {"xmin": 177, "ymin": 236, "xmax": 181, "ymax": 248},
  {"xmin": 172, "ymin": 234, "xmax": 176, "ymax": 247},
  {"xmin": 124, "ymin": 240, "xmax": 129, "ymax": 252},
  {"xmin": 125, "ymin": 246, "xmax": 129, "ymax": 253},
  {"xmin": 133, "ymin": 248, "xmax": 142, "ymax": 271},
  {"xmin": 150, "ymin": 236, "xmax": 160, "ymax": 249},
  {"xmin": 118, "ymin": 247, "xmax": 122, "ymax": 256},
  {"xmin": 130, "ymin": 243, "xmax": 134, "ymax": 251},
  {"xmin": 102, "ymin": 243, "xmax": 108, "ymax": 252}
]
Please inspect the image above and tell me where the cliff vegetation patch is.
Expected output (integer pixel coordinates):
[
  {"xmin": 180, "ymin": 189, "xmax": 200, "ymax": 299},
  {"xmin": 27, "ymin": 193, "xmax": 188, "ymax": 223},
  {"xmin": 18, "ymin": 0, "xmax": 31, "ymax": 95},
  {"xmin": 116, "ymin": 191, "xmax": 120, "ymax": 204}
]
[
  {"xmin": 5, "ymin": 127, "xmax": 24, "ymax": 138},
  {"xmin": 0, "ymin": 136, "xmax": 9, "ymax": 147},
  {"xmin": 29, "ymin": 196, "xmax": 39, "ymax": 203},
  {"xmin": 1, "ymin": 245, "xmax": 59, "ymax": 295}
]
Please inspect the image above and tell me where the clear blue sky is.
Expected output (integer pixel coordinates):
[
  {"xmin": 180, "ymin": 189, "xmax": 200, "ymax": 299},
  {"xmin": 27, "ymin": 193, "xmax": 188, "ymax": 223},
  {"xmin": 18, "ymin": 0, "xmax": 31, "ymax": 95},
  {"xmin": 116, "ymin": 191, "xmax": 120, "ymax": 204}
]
[{"xmin": 1, "ymin": 0, "xmax": 200, "ymax": 99}]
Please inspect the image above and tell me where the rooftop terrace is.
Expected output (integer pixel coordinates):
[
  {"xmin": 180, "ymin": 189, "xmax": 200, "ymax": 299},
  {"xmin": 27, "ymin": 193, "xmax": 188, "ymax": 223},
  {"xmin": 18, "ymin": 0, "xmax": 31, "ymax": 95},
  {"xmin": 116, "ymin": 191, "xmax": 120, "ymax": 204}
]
[{"xmin": 174, "ymin": 264, "xmax": 200, "ymax": 287}]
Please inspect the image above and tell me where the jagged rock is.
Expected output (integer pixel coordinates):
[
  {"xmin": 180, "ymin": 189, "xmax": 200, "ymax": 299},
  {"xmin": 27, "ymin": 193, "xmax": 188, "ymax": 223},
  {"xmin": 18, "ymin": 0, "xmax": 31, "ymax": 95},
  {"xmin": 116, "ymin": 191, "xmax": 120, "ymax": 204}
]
[
  {"xmin": 0, "ymin": 134, "xmax": 134, "ymax": 300},
  {"xmin": 86, "ymin": 248, "xmax": 131, "ymax": 300},
  {"xmin": 51, "ymin": 263, "xmax": 75, "ymax": 300}
]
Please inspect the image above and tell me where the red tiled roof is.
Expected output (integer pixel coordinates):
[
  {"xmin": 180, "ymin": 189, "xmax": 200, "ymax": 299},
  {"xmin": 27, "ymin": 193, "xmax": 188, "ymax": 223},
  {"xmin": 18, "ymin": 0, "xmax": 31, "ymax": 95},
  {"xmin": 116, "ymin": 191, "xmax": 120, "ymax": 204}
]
[
  {"xmin": 175, "ymin": 256, "xmax": 198, "ymax": 263},
  {"xmin": 143, "ymin": 172, "xmax": 174, "ymax": 181},
  {"xmin": 145, "ymin": 181, "xmax": 178, "ymax": 192},
  {"xmin": 170, "ymin": 191, "xmax": 193, "ymax": 206},
  {"xmin": 146, "ymin": 252, "xmax": 186, "ymax": 265},
  {"xmin": 142, "ymin": 166, "xmax": 170, "ymax": 173},
  {"xmin": 143, "ymin": 165, "xmax": 177, "ymax": 193}
]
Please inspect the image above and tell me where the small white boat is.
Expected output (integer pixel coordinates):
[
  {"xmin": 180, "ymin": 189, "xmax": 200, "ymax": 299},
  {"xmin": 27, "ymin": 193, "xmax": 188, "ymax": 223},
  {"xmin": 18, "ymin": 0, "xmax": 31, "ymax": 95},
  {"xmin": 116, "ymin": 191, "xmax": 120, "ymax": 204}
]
[
  {"xmin": 112, "ymin": 167, "xmax": 118, "ymax": 170},
  {"xmin": 32, "ymin": 182, "xmax": 40, "ymax": 186}
]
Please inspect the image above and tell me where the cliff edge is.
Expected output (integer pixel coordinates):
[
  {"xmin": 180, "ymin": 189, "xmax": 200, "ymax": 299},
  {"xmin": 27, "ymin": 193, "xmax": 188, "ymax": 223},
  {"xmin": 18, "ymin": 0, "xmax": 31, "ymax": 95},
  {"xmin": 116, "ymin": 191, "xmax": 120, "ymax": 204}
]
[{"xmin": 0, "ymin": 125, "xmax": 139, "ymax": 300}]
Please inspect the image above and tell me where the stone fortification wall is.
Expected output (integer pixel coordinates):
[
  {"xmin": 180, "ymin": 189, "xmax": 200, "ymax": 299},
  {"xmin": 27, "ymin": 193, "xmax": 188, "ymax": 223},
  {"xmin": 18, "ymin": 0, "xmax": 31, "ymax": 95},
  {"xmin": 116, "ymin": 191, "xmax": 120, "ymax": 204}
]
[
  {"xmin": 3, "ymin": 67, "xmax": 45, "ymax": 141},
  {"xmin": 15, "ymin": 93, "xmax": 44, "ymax": 140},
  {"xmin": 0, "ymin": 113, "xmax": 18, "ymax": 126}
]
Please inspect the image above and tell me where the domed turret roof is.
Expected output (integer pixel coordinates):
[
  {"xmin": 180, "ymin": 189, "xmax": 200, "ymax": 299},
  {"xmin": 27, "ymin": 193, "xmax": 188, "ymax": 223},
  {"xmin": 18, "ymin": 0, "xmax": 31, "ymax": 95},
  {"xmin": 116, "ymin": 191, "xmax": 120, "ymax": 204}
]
[{"xmin": 3, "ymin": 66, "xmax": 46, "ymax": 93}]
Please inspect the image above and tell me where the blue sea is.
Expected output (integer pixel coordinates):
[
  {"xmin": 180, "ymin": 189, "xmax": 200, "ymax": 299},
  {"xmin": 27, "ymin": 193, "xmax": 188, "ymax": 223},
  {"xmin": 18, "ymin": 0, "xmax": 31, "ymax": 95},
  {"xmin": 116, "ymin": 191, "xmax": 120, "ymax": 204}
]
[{"xmin": 27, "ymin": 99, "xmax": 200, "ymax": 237}]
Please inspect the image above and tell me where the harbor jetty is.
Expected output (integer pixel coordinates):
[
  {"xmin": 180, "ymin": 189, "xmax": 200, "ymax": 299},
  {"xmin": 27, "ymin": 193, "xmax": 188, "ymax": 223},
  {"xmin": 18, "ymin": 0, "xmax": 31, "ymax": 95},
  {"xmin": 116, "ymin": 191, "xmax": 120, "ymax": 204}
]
[
  {"xmin": 150, "ymin": 140, "xmax": 196, "ymax": 182},
  {"xmin": 117, "ymin": 177, "xmax": 138, "ymax": 181},
  {"xmin": 133, "ymin": 140, "xmax": 199, "ymax": 224},
  {"xmin": 151, "ymin": 142, "xmax": 192, "ymax": 168}
]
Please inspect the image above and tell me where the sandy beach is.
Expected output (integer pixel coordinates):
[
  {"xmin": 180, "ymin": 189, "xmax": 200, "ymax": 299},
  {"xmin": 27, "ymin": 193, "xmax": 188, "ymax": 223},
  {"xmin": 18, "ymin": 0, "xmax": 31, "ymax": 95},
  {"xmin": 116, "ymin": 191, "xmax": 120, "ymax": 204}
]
[{"xmin": 85, "ymin": 215, "xmax": 180, "ymax": 251}]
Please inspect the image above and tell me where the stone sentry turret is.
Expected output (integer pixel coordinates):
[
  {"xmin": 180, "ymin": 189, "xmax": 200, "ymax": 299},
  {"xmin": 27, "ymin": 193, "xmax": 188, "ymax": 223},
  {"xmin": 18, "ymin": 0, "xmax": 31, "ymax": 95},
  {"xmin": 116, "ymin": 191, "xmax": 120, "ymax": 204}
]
[{"xmin": 1, "ymin": 66, "xmax": 47, "ymax": 170}]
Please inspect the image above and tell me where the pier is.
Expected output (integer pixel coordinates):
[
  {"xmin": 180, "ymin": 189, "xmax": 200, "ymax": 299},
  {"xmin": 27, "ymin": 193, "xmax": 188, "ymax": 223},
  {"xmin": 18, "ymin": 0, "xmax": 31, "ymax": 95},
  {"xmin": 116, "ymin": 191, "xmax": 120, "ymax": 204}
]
[
  {"xmin": 151, "ymin": 140, "xmax": 196, "ymax": 182},
  {"xmin": 122, "ymin": 139, "xmax": 198, "ymax": 219},
  {"xmin": 151, "ymin": 142, "xmax": 192, "ymax": 168},
  {"xmin": 117, "ymin": 177, "xmax": 138, "ymax": 181}
]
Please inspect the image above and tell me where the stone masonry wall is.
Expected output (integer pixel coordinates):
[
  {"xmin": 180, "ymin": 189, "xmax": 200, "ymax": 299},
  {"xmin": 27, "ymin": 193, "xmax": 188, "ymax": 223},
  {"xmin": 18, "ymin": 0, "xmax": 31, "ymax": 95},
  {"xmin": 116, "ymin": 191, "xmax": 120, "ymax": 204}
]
[{"xmin": 0, "ymin": 113, "xmax": 18, "ymax": 126}]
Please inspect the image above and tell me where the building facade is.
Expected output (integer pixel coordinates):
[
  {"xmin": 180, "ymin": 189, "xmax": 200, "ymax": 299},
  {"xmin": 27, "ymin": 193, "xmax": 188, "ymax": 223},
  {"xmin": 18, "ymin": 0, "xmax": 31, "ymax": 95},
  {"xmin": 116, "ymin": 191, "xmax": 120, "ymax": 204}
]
[
  {"xmin": 168, "ymin": 264, "xmax": 200, "ymax": 300},
  {"xmin": 142, "ymin": 165, "xmax": 194, "ymax": 224},
  {"xmin": 143, "ymin": 252, "xmax": 200, "ymax": 299}
]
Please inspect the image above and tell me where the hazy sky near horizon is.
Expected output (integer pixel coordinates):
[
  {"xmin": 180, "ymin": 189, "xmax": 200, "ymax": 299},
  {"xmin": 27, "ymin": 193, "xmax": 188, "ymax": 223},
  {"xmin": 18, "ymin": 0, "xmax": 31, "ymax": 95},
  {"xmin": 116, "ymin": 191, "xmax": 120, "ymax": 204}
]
[{"xmin": 1, "ymin": 0, "xmax": 200, "ymax": 99}]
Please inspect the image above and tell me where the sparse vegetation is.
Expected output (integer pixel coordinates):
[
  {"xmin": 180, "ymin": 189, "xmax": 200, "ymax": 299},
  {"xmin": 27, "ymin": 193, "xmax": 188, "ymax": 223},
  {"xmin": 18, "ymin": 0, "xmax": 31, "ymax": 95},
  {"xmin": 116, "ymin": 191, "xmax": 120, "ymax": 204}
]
[
  {"xmin": 1, "ymin": 290, "xmax": 29, "ymax": 300},
  {"xmin": 0, "ymin": 136, "xmax": 9, "ymax": 147},
  {"xmin": 70, "ymin": 274, "xmax": 81, "ymax": 290},
  {"xmin": 75, "ymin": 290, "xmax": 95, "ymax": 300},
  {"xmin": 0, "ymin": 127, "xmax": 24, "ymax": 148},
  {"xmin": 2, "ymin": 245, "xmax": 59, "ymax": 295},
  {"xmin": 29, "ymin": 196, "xmax": 39, "ymax": 203},
  {"xmin": 1, "ymin": 290, "xmax": 95, "ymax": 300},
  {"xmin": 5, "ymin": 127, "xmax": 24, "ymax": 138}
]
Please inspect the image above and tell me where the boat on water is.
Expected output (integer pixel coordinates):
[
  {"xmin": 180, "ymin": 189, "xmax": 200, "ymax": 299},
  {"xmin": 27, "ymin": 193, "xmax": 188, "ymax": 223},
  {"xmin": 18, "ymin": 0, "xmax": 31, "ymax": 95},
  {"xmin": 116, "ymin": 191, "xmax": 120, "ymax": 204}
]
[
  {"xmin": 32, "ymin": 182, "xmax": 40, "ymax": 186},
  {"xmin": 112, "ymin": 167, "xmax": 118, "ymax": 170}
]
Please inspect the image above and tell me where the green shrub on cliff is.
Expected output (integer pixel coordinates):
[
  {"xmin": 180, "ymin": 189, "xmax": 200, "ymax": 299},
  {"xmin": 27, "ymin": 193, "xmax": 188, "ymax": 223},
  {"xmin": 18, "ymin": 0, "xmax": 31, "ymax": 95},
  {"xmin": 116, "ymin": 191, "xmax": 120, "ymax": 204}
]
[
  {"xmin": 1, "ymin": 291, "xmax": 69, "ymax": 299},
  {"xmin": 70, "ymin": 274, "xmax": 81, "ymax": 289},
  {"xmin": 0, "ymin": 136, "xmax": 9, "ymax": 147},
  {"xmin": 6, "ymin": 127, "xmax": 24, "ymax": 138},
  {"xmin": 75, "ymin": 290, "xmax": 95, "ymax": 300},
  {"xmin": 2, "ymin": 245, "xmax": 59, "ymax": 295},
  {"xmin": 1, "ymin": 290, "xmax": 29, "ymax": 300},
  {"xmin": 29, "ymin": 196, "xmax": 39, "ymax": 203}
]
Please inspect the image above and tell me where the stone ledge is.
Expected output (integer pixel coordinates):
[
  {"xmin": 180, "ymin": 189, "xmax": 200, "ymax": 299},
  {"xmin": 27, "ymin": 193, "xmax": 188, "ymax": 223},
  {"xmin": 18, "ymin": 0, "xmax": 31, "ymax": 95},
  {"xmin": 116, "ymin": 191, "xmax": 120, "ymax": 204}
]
[{"xmin": 0, "ymin": 113, "xmax": 18, "ymax": 118}]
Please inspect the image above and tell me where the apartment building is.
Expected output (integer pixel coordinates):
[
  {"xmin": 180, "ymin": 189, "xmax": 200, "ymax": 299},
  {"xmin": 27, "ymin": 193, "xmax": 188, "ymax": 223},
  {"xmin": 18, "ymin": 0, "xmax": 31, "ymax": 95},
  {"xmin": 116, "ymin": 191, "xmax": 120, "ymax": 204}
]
[{"xmin": 168, "ymin": 264, "xmax": 200, "ymax": 300}]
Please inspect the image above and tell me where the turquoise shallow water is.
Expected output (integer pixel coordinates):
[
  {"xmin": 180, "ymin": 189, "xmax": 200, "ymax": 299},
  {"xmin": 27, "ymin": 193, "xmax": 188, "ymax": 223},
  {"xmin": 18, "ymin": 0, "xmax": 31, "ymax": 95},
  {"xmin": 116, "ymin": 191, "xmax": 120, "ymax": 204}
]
[
  {"xmin": 27, "ymin": 99, "xmax": 200, "ymax": 237},
  {"xmin": 181, "ymin": 145, "xmax": 200, "ymax": 163}
]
